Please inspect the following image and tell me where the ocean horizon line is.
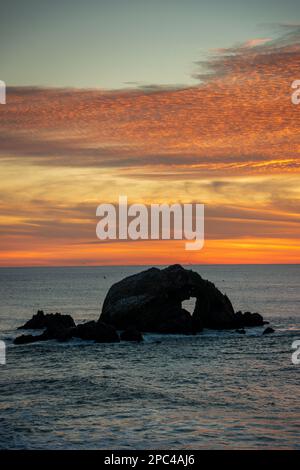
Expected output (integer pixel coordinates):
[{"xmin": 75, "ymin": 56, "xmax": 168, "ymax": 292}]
[{"xmin": 1, "ymin": 263, "xmax": 300, "ymax": 269}]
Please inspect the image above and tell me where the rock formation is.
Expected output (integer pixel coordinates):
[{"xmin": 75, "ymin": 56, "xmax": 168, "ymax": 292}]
[
  {"xmin": 15, "ymin": 315, "xmax": 119, "ymax": 344},
  {"xmin": 100, "ymin": 264, "xmax": 266, "ymax": 332},
  {"xmin": 14, "ymin": 264, "xmax": 268, "ymax": 345},
  {"xmin": 18, "ymin": 310, "xmax": 75, "ymax": 330}
]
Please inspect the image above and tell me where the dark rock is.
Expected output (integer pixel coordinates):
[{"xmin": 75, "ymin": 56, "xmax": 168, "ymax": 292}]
[
  {"xmin": 241, "ymin": 311, "xmax": 264, "ymax": 327},
  {"xmin": 100, "ymin": 264, "xmax": 266, "ymax": 332},
  {"xmin": 100, "ymin": 264, "xmax": 236, "ymax": 333},
  {"xmin": 14, "ymin": 334, "xmax": 43, "ymax": 345},
  {"xmin": 14, "ymin": 324, "xmax": 73, "ymax": 344},
  {"xmin": 263, "ymin": 327, "xmax": 275, "ymax": 335},
  {"xmin": 15, "ymin": 310, "xmax": 120, "ymax": 344},
  {"xmin": 232, "ymin": 311, "xmax": 265, "ymax": 328},
  {"xmin": 72, "ymin": 320, "xmax": 119, "ymax": 343},
  {"xmin": 94, "ymin": 322, "xmax": 120, "ymax": 343},
  {"xmin": 43, "ymin": 325, "xmax": 73, "ymax": 342},
  {"xmin": 156, "ymin": 307, "xmax": 195, "ymax": 334},
  {"xmin": 120, "ymin": 327, "xmax": 143, "ymax": 342},
  {"xmin": 72, "ymin": 321, "xmax": 98, "ymax": 340},
  {"xmin": 14, "ymin": 319, "xmax": 119, "ymax": 345},
  {"xmin": 18, "ymin": 310, "xmax": 75, "ymax": 330}
]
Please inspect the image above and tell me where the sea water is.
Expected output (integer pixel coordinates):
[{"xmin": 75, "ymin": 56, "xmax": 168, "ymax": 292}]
[{"xmin": 0, "ymin": 265, "xmax": 299, "ymax": 449}]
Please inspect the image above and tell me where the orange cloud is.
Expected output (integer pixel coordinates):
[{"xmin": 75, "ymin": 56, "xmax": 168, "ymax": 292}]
[
  {"xmin": 1, "ymin": 26, "xmax": 299, "ymax": 176},
  {"xmin": 0, "ymin": 26, "xmax": 299, "ymax": 265}
]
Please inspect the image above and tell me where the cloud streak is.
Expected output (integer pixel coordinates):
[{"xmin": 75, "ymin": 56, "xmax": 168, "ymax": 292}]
[{"xmin": 0, "ymin": 26, "xmax": 299, "ymax": 176}]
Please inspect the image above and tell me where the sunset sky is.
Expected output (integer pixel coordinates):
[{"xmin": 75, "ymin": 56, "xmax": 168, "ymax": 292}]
[{"xmin": 0, "ymin": 1, "xmax": 300, "ymax": 265}]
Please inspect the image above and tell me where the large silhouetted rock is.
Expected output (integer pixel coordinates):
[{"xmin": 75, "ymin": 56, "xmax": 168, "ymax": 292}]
[{"xmin": 100, "ymin": 264, "xmax": 264, "ymax": 332}]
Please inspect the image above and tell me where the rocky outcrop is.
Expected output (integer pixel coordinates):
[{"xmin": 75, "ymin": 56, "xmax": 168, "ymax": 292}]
[
  {"xmin": 18, "ymin": 310, "xmax": 75, "ymax": 330},
  {"xmin": 14, "ymin": 313, "xmax": 119, "ymax": 345},
  {"xmin": 14, "ymin": 324, "xmax": 73, "ymax": 344},
  {"xmin": 234, "ymin": 311, "xmax": 265, "ymax": 328},
  {"xmin": 72, "ymin": 321, "xmax": 120, "ymax": 343},
  {"xmin": 100, "ymin": 264, "xmax": 266, "ymax": 333}
]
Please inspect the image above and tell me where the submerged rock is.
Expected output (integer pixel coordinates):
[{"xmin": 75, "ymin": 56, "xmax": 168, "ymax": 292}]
[
  {"xmin": 100, "ymin": 264, "xmax": 266, "ymax": 333},
  {"xmin": 262, "ymin": 327, "xmax": 275, "ymax": 335}
]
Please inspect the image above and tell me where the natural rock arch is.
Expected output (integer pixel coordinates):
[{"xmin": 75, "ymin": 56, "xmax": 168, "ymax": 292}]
[{"xmin": 99, "ymin": 264, "xmax": 255, "ymax": 333}]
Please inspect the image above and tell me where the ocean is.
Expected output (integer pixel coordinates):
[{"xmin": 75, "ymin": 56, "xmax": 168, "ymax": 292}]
[{"xmin": 0, "ymin": 265, "xmax": 299, "ymax": 449}]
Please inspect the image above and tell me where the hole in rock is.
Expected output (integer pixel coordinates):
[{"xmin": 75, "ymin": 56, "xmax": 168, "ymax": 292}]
[{"xmin": 181, "ymin": 297, "xmax": 196, "ymax": 315}]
